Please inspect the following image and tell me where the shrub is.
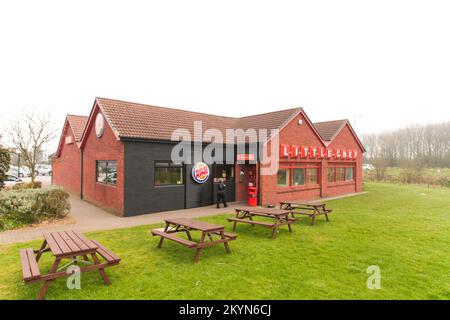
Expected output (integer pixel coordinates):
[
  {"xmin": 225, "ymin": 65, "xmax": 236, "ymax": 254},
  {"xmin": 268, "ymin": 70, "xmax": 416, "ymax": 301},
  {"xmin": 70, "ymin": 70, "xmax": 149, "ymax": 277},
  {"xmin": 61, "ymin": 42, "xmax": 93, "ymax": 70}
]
[
  {"xmin": 436, "ymin": 176, "xmax": 450, "ymax": 188},
  {"xmin": 0, "ymin": 187, "xmax": 70, "ymax": 231},
  {"xmin": 12, "ymin": 181, "xmax": 42, "ymax": 190}
]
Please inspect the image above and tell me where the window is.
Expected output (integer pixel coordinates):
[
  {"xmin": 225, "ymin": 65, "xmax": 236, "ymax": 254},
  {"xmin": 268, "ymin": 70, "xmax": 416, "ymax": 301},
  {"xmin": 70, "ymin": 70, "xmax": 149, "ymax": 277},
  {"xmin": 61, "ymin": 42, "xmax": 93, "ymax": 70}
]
[
  {"xmin": 214, "ymin": 164, "xmax": 234, "ymax": 182},
  {"xmin": 277, "ymin": 169, "xmax": 289, "ymax": 187},
  {"xmin": 328, "ymin": 164, "xmax": 355, "ymax": 183},
  {"xmin": 96, "ymin": 161, "xmax": 117, "ymax": 185},
  {"xmin": 327, "ymin": 168, "xmax": 335, "ymax": 183},
  {"xmin": 154, "ymin": 161, "xmax": 184, "ymax": 186},
  {"xmin": 306, "ymin": 168, "xmax": 319, "ymax": 185},
  {"xmin": 278, "ymin": 163, "xmax": 320, "ymax": 187},
  {"xmin": 292, "ymin": 168, "xmax": 305, "ymax": 186},
  {"xmin": 336, "ymin": 167, "xmax": 345, "ymax": 181},
  {"xmin": 345, "ymin": 167, "xmax": 354, "ymax": 181}
]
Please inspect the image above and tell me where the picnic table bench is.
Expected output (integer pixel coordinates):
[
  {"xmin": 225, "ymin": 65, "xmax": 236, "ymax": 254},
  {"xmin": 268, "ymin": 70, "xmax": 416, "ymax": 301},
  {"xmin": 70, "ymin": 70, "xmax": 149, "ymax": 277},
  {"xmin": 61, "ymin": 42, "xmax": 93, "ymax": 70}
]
[
  {"xmin": 20, "ymin": 230, "xmax": 120, "ymax": 300},
  {"xmin": 151, "ymin": 218, "xmax": 236, "ymax": 262},
  {"xmin": 228, "ymin": 207, "xmax": 295, "ymax": 239},
  {"xmin": 279, "ymin": 201, "xmax": 333, "ymax": 225}
]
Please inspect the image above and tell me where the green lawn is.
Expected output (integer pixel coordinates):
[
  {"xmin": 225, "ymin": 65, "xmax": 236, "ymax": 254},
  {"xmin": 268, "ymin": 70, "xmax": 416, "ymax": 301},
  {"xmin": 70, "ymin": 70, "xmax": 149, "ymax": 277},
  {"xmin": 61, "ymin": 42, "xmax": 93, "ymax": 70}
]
[{"xmin": 1, "ymin": 182, "xmax": 449, "ymax": 300}]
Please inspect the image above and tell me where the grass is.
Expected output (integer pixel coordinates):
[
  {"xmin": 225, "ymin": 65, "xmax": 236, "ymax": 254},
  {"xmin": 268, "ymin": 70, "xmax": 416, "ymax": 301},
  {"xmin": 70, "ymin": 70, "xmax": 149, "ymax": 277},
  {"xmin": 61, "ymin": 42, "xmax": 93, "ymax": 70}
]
[{"xmin": 0, "ymin": 182, "xmax": 449, "ymax": 300}]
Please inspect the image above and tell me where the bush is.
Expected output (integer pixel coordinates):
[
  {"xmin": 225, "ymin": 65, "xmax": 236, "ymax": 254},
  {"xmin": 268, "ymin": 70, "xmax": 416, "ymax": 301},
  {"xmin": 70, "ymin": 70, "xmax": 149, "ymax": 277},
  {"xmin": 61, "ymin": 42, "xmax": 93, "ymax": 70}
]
[
  {"xmin": 0, "ymin": 187, "xmax": 70, "ymax": 231},
  {"xmin": 12, "ymin": 181, "xmax": 42, "ymax": 190}
]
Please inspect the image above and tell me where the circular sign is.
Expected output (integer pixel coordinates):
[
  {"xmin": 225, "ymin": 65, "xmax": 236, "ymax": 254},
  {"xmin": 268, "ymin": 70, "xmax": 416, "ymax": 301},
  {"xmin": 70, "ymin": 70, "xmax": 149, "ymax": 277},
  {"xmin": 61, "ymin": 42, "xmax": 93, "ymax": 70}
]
[
  {"xmin": 95, "ymin": 113, "xmax": 105, "ymax": 138},
  {"xmin": 192, "ymin": 162, "xmax": 210, "ymax": 184}
]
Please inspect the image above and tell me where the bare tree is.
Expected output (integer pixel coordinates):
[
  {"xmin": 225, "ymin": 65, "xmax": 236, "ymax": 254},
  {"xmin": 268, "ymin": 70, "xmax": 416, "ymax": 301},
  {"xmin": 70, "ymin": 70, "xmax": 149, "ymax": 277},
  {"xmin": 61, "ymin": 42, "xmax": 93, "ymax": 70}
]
[
  {"xmin": 9, "ymin": 113, "xmax": 56, "ymax": 183},
  {"xmin": 0, "ymin": 134, "xmax": 11, "ymax": 189},
  {"xmin": 363, "ymin": 120, "xmax": 450, "ymax": 168}
]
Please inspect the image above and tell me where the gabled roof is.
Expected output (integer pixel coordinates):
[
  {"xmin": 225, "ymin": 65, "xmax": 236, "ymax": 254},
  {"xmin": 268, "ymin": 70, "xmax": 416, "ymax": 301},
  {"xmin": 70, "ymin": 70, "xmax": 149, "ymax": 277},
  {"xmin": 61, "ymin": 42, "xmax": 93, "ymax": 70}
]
[
  {"xmin": 66, "ymin": 115, "xmax": 88, "ymax": 142},
  {"xmin": 93, "ymin": 97, "xmax": 302, "ymax": 143},
  {"xmin": 70, "ymin": 97, "xmax": 364, "ymax": 153},
  {"xmin": 314, "ymin": 119, "xmax": 366, "ymax": 152},
  {"xmin": 54, "ymin": 115, "xmax": 88, "ymax": 158},
  {"xmin": 314, "ymin": 119, "xmax": 347, "ymax": 141}
]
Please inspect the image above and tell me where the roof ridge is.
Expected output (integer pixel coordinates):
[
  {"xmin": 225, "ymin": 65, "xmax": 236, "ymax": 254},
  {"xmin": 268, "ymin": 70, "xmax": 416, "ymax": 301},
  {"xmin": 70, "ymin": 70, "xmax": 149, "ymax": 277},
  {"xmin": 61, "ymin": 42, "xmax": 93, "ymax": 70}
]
[
  {"xmin": 67, "ymin": 114, "xmax": 89, "ymax": 118},
  {"xmin": 314, "ymin": 119, "xmax": 348, "ymax": 124},
  {"xmin": 96, "ymin": 97, "xmax": 302, "ymax": 121},
  {"xmin": 96, "ymin": 97, "xmax": 238, "ymax": 120},
  {"xmin": 238, "ymin": 107, "xmax": 302, "ymax": 119}
]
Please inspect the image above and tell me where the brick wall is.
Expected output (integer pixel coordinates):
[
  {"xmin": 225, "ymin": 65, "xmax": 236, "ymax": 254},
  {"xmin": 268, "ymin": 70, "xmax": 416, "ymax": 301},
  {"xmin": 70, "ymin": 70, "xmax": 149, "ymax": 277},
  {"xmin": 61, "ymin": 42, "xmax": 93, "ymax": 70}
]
[
  {"xmin": 259, "ymin": 113, "xmax": 364, "ymax": 206},
  {"xmin": 81, "ymin": 106, "xmax": 125, "ymax": 216},
  {"xmin": 52, "ymin": 122, "xmax": 82, "ymax": 196},
  {"xmin": 326, "ymin": 124, "xmax": 364, "ymax": 194}
]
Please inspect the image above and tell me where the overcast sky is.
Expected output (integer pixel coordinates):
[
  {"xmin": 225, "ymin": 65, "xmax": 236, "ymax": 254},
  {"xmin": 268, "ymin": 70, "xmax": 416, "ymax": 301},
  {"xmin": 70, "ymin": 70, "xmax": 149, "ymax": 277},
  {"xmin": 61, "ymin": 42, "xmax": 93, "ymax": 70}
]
[{"xmin": 1, "ymin": 0, "xmax": 449, "ymax": 153}]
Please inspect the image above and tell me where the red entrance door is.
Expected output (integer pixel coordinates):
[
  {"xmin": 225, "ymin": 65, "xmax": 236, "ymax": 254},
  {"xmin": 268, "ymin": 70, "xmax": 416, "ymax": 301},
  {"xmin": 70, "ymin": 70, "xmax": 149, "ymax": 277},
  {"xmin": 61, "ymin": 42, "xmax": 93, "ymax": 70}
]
[{"xmin": 235, "ymin": 164, "xmax": 257, "ymax": 203}]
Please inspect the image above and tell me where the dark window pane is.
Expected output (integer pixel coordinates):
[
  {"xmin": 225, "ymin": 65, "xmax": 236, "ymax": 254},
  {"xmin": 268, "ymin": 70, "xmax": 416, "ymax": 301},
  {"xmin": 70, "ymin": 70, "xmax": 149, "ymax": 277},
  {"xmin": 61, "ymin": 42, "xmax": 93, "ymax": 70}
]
[
  {"xmin": 327, "ymin": 168, "xmax": 335, "ymax": 182},
  {"xmin": 336, "ymin": 167, "xmax": 345, "ymax": 181},
  {"xmin": 215, "ymin": 165, "xmax": 234, "ymax": 181},
  {"xmin": 155, "ymin": 162, "xmax": 184, "ymax": 186},
  {"xmin": 306, "ymin": 168, "xmax": 318, "ymax": 185},
  {"xmin": 96, "ymin": 161, "xmax": 117, "ymax": 185},
  {"xmin": 277, "ymin": 169, "xmax": 289, "ymax": 187},
  {"xmin": 293, "ymin": 168, "xmax": 305, "ymax": 186},
  {"xmin": 345, "ymin": 167, "xmax": 354, "ymax": 181}
]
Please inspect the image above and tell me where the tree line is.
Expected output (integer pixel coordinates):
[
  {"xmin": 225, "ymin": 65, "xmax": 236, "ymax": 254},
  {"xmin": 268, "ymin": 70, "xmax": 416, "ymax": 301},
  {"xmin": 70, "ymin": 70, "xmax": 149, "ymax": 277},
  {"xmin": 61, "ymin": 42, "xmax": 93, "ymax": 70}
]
[{"xmin": 362, "ymin": 121, "xmax": 450, "ymax": 168}]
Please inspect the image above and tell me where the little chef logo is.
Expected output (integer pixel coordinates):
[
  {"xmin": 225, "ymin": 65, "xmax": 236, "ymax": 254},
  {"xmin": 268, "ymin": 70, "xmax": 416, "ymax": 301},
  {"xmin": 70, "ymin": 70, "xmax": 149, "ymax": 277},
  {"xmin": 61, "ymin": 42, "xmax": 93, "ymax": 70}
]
[
  {"xmin": 95, "ymin": 113, "xmax": 105, "ymax": 138},
  {"xmin": 192, "ymin": 162, "xmax": 210, "ymax": 183},
  {"xmin": 280, "ymin": 145, "xmax": 359, "ymax": 160}
]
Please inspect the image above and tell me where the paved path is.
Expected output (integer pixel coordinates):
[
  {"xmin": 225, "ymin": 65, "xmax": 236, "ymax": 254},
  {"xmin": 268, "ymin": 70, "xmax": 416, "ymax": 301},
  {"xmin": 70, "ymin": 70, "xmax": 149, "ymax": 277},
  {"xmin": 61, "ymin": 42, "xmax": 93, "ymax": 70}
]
[
  {"xmin": 0, "ymin": 191, "xmax": 366, "ymax": 245},
  {"xmin": 0, "ymin": 196, "xmax": 244, "ymax": 245}
]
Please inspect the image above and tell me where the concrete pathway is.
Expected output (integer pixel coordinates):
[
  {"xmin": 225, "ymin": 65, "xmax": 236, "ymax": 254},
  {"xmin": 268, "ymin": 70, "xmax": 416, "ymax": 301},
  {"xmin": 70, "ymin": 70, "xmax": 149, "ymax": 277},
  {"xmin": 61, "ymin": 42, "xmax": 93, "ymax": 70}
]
[
  {"xmin": 0, "ymin": 191, "xmax": 366, "ymax": 245},
  {"xmin": 0, "ymin": 196, "xmax": 244, "ymax": 245}
]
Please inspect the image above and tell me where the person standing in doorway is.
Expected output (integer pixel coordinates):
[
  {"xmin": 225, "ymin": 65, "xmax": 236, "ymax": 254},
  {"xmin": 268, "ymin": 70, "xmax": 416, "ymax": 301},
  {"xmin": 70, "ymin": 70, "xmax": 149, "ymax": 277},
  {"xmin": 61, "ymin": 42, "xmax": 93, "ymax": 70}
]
[{"xmin": 217, "ymin": 178, "xmax": 228, "ymax": 208}]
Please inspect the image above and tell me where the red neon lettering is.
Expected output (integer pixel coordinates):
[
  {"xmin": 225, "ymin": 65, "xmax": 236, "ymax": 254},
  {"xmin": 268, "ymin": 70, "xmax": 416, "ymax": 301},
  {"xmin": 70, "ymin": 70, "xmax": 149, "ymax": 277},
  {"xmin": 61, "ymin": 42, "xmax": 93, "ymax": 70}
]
[
  {"xmin": 280, "ymin": 145, "xmax": 290, "ymax": 157},
  {"xmin": 326, "ymin": 148, "xmax": 333, "ymax": 158},
  {"xmin": 318, "ymin": 148, "xmax": 326, "ymax": 158},
  {"xmin": 300, "ymin": 146, "xmax": 309, "ymax": 158},
  {"xmin": 291, "ymin": 145, "xmax": 300, "ymax": 158}
]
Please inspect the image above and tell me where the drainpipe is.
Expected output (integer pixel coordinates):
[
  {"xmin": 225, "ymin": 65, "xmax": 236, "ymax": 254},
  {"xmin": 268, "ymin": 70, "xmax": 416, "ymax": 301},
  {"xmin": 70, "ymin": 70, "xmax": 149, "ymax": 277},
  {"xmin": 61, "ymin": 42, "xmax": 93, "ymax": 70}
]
[{"xmin": 80, "ymin": 149, "xmax": 84, "ymax": 199}]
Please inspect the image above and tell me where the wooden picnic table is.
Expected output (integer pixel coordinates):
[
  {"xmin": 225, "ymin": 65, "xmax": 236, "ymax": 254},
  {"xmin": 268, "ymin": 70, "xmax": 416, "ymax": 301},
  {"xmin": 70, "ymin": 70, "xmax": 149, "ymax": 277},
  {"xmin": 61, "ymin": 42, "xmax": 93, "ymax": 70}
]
[
  {"xmin": 19, "ymin": 230, "xmax": 120, "ymax": 300},
  {"xmin": 228, "ymin": 206, "xmax": 295, "ymax": 239},
  {"xmin": 151, "ymin": 218, "xmax": 237, "ymax": 262},
  {"xmin": 279, "ymin": 201, "xmax": 333, "ymax": 225}
]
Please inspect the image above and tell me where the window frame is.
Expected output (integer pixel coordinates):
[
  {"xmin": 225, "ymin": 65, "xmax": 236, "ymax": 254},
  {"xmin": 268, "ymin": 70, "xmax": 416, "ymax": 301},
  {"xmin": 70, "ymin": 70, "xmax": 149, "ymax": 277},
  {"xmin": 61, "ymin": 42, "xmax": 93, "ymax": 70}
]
[
  {"xmin": 277, "ymin": 168, "xmax": 290, "ymax": 187},
  {"xmin": 154, "ymin": 161, "xmax": 184, "ymax": 187},
  {"xmin": 96, "ymin": 160, "xmax": 117, "ymax": 186},
  {"xmin": 328, "ymin": 163, "xmax": 355, "ymax": 184},
  {"xmin": 278, "ymin": 162, "xmax": 321, "ymax": 188}
]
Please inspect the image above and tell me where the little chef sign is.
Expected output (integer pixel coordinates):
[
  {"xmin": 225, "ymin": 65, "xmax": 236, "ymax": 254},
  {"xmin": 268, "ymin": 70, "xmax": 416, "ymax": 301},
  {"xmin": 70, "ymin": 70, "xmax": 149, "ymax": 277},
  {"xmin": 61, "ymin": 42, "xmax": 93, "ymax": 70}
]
[
  {"xmin": 280, "ymin": 145, "xmax": 359, "ymax": 160},
  {"xmin": 192, "ymin": 162, "xmax": 210, "ymax": 183}
]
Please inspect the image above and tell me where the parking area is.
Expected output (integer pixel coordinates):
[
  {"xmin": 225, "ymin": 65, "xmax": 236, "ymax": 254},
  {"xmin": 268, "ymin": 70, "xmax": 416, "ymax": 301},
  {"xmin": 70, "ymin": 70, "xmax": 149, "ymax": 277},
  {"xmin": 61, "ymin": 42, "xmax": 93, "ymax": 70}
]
[{"xmin": 20, "ymin": 175, "xmax": 52, "ymax": 187}]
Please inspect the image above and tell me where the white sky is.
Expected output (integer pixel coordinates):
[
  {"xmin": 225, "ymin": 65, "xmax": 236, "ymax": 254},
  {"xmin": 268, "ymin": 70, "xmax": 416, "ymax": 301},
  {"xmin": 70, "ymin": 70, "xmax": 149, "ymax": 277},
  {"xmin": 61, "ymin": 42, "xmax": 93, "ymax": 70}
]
[{"xmin": 1, "ymin": 0, "xmax": 450, "ymax": 153}]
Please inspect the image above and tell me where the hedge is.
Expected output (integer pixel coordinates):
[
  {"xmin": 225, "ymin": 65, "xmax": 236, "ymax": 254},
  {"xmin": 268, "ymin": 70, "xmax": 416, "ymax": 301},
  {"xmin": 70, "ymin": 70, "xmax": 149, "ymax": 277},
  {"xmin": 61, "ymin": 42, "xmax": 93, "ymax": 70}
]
[{"xmin": 0, "ymin": 187, "xmax": 70, "ymax": 231}]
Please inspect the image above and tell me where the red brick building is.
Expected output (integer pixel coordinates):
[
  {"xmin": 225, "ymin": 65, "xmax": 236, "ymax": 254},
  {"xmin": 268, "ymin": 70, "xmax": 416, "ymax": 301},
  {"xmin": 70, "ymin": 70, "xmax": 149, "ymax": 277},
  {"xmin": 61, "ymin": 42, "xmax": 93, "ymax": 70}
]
[{"xmin": 52, "ymin": 97, "xmax": 365, "ymax": 216}]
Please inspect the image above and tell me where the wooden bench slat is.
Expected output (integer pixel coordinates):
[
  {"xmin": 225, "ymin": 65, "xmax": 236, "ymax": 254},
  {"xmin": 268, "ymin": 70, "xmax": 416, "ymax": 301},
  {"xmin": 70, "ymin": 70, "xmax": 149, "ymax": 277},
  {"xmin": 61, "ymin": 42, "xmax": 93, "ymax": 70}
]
[
  {"xmin": 211, "ymin": 231, "xmax": 237, "ymax": 239},
  {"xmin": 66, "ymin": 230, "xmax": 90, "ymax": 251},
  {"xmin": 49, "ymin": 232, "xmax": 72, "ymax": 255},
  {"xmin": 90, "ymin": 240, "xmax": 121, "ymax": 264},
  {"xmin": 60, "ymin": 231, "xmax": 81, "ymax": 253},
  {"xmin": 20, "ymin": 248, "xmax": 41, "ymax": 282},
  {"xmin": 152, "ymin": 229, "xmax": 198, "ymax": 248},
  {"xmin": 228, "ymin": 218, "xmax": 276, "ymax": 227},
  {"xmin": 44, "ymin": 233, "xmax": 63, "ymax": 256},
  {"xmin": 19, "ymin": 249, "xmax": 32, "ymax": 280},
  {"xmin": 73, "ymin": 232, "xmax": 98, "ymax": 250},
  {"xmin": 26, "ymin": 248, "xmax": 40, "ymax": 278}
]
